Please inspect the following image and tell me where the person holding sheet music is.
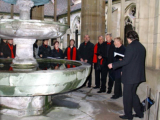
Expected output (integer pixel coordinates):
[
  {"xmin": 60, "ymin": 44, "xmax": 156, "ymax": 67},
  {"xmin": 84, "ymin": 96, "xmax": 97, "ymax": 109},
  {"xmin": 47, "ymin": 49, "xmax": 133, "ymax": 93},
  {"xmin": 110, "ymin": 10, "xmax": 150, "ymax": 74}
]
[
  {"xmin": 51, "ymin": 41, "xmax": 64, "ymax": 59},
  {"xmin": 111, "ymin": 37, "xmax": 125, "ymax": 99}
]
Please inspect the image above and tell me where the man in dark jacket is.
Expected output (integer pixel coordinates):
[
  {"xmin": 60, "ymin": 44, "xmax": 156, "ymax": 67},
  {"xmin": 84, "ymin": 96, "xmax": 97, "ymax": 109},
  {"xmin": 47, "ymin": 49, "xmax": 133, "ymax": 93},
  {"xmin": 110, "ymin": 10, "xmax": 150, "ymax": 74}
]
[
  {"xmin": 108, "ymin": 31, "xmax": 146, "ymax": 120},
  {"xmin": 79, "ymin": 35, "xmax": 94, "ymax": 87},
  {"xmin": 38, "ymin": 39, "xmax": 51, "ymax": 58},
  {"xmin": 102, "ymin": 33, "xmax": 115, "ymax": 93},
  {"xmin": 111, "ymin": 37, "xmax": 125, "ymax": 99},
  {"xmin": 0, "ymin": 39, "xmax": 7, "ymax": 58},
  {"xmin": 3, "ymin": 39, "xmax": 16, "ymax": 58},
  {"xmin": 93, "ymin": 36, "xmax": 106, "ymax": 90}
]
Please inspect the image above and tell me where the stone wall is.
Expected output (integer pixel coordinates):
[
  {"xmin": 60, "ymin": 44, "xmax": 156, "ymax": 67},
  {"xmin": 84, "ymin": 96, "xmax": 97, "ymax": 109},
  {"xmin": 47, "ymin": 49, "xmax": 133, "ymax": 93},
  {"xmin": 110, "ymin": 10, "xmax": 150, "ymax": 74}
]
[{"xmin": 136, "ymin": 0, "xmax": 160, "ymax": 119}]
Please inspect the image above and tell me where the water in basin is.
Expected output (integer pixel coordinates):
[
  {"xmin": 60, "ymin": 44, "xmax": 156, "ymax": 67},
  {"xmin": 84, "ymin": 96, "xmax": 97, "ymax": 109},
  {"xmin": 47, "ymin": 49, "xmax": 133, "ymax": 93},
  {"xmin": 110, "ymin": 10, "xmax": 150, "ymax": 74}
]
[{"xmin": 0, "ymin": 58, "xmax": 81, "ymax": 72}]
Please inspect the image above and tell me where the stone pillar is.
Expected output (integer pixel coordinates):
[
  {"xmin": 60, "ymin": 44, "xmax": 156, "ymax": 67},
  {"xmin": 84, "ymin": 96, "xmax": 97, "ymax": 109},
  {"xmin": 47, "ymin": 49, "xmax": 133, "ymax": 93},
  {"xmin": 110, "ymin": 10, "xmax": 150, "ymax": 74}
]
[
  {"xmin": 153, "ymin": 0, "xmax": 160, "ymax": 70},
  {"xmin": 67, "ymin": 0, "xmax": 71, "ymax": 46},
  {"xmin": 146, "ymin": 0, "xmax": 156, "ymax": 67},
  {"xmin": 17, "ymin": 0, "xmax": 34, "ymax": 20},
  {"xmin": 120, "ymin": 0, "xmax": 125, "ymax": 40},
  {"xmin": 137, "ymin": 0, "xmax": 149, "ymax": 64},
  {"xmin": 31, "ymin": 6, "xmax": 44, "ymax": 20},
  {"xmin": 11, "ymin": 4, "xmax": 14, "ymax": 19},
  {"xmin": 81, "ymin": 0, "xmax": 105, "ymax": 44},
  {"xmin": 13, "ymin": 38, "xmax": 37, "ymax": 66},
  {"xmin": 136, "ymin": 0, "xmax": 160, "ymax": 69},
  {"xmin": 54, "ymin": 0, "xmax": 57, "ymax": 21},
  {"xmin": 107, "ymin": 0, "xmax": 112, "ymax": 33}
]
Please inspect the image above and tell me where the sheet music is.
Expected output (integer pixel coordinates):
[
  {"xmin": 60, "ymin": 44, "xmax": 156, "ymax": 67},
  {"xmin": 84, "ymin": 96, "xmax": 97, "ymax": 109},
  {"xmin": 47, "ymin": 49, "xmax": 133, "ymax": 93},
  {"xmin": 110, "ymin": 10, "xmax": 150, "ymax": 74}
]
[{"xmin": 114, "ymin": 52, "xmax": 125, "ymax": 57}]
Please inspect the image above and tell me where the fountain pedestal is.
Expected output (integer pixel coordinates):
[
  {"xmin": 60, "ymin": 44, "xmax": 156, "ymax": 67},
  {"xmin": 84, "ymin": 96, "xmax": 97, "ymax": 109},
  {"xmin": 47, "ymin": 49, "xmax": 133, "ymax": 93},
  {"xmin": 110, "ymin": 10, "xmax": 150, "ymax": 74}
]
[
  {"xmin": 0, "ymin": 96, "xmax": 52, "ymax": 117},
  {"xmin": 13, "ymin": 38, "xmax": 37, "ymax": 66}
]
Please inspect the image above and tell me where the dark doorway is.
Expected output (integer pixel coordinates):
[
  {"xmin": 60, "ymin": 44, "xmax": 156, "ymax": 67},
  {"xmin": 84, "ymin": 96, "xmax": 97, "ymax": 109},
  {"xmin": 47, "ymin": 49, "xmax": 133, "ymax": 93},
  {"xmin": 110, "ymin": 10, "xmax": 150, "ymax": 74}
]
[
  {"xmin": 75, "ymin": 29, "xmax": 78, "ymax": 48},
  {"xmin": 124, "ymin": 24, "xmax": 133, "ymax": 46}
]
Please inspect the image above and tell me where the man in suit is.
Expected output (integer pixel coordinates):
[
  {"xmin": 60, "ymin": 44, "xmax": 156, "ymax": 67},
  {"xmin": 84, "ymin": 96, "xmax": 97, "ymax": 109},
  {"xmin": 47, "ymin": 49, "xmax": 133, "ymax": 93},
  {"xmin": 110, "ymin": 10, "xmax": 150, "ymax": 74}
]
[
  {"xmin": 108, "ymin": 31, "xmax": 146, "ymax": 120},
  {"xmin": 79, "ymin": 35, "xmax": 94, "ymax": 87},
  {"xmin": 93, "ymin": 36, "xmax": 106, "ymax": 90},
  {"xmin": 101, "ymin": 33, "xmax": 115, "ymax": 94}
]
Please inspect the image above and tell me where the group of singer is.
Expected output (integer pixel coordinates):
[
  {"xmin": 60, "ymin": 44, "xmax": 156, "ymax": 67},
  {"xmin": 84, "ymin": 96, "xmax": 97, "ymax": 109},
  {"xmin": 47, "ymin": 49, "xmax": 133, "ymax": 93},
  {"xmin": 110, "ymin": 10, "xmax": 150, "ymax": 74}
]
[{"xmin": 0, "ymin": 30, "xmax": 146, "ymax": 120}]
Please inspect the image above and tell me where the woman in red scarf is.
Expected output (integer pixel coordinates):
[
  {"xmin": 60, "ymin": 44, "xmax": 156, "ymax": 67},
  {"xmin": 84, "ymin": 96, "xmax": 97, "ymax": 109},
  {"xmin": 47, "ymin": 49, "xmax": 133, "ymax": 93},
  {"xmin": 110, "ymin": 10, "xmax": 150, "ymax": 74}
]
[
  {"xmin": 64, "ymin": 39, "xmax": 78, "ymax": 60},
  {"xmin": 3, "ymin": 39, "xmax": 16, "ymax": 58},
  {"xmin": 64, "ymin": 39, "xmax": 79, "ymax": 68}
]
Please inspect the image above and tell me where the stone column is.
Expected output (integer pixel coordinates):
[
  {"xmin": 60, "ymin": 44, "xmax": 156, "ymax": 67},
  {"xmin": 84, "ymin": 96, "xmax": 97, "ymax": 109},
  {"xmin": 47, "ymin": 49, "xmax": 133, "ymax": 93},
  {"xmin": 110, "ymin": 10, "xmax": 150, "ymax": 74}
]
[
  {"xmin": 17, "ymin": 0, "xmax": 34, "ymax": 20},
  {"xmin": 136, "ymin": 0, "xmax": 149, "ymax": 65},
  {"xmin": 13, "ymin": 38, "xmax": 37, "ymax": 66},
  {"xmin": 120, "ymin": 0, "xmax": 125, "ymax": 40},
  {"xmin": 67, "ymin": 0, "xmax": 71, "ymax": 46},
  {"xmin": 107, "ymin": 0, "xmax": 112, "ymax": 33},
  {"xmin": 146, "ymin": 0, "xmax": 156, "ymax": 67},
  {"xmin": 11, "ymin": 4, "xmax": 14, "ymax": 19},
  {"xmin": 81, "ymin": 0, "xmax": 105, "ymax": 44},
  {"xmin": 54, "ymin": 0, "xmax": 57, "ymax": 21},
  {"xmin": 31, "ymin": 6, "xmax": 44, "ymax": 20},
  {"xmin": 153, "ymin": 0, "xmax": 160, "ymax": 70}
]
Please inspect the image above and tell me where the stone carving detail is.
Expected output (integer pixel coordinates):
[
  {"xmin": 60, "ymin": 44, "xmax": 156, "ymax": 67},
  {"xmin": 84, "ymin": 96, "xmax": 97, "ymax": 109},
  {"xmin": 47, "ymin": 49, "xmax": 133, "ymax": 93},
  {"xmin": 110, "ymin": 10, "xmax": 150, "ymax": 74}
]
[
  {"xmin": 17, "ymin": 0, "xmax": 34, "ymax": 11},
  {"xmin": 16, "ymin": 0, "xmax": 34, "ymax": 20}
]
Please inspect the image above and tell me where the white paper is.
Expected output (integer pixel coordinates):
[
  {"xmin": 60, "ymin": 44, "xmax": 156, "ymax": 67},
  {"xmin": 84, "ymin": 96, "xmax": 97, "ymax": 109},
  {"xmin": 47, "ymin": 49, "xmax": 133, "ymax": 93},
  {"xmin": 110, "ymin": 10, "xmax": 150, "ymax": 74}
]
[{"xmin": 114, "ymin": 52, "xmax": 124, "ymax": 57}]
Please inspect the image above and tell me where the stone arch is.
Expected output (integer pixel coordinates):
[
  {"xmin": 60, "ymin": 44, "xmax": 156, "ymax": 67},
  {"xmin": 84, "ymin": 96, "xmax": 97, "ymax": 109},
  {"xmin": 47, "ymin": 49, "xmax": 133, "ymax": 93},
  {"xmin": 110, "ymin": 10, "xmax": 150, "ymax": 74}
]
[
  {"xmin": 124, "ymin": 3, "xmax": 136, "ymax": 46},
  {"xmin": 71, "ymin": 15, "xmax": 81, "ymax": 47},
  {"xmin": 71, "ymin": 15, "xmax": 81, "ymax": 33},
  {"xmin": 125, "ymin": 3, "xmax": 136, "ymax": 27}
]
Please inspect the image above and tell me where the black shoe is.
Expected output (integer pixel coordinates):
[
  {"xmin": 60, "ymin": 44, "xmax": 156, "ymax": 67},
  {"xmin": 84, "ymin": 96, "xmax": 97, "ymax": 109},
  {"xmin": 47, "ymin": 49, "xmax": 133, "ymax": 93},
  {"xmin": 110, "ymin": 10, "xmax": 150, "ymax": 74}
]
[
  {"xmin": 97, "ymin": 90, "xmax": 106, "ymax": 93},
  {"xmin": 111, "ymin": 95, "xmax": 119, "ymax": 99},
  {"xmin": 107, "ymin": 90, "xmax": 111, "ymax": 94},
  {"xmin": 93, "ymin": 86, "xmax": 100, "ymax": 89},
  {"xmin": 133, "ymin": 114, "xmax": 144, "ymax": 118},
  {"xmin": 119, "ymin": 115, "xmax": 133, "ymax": 119}
]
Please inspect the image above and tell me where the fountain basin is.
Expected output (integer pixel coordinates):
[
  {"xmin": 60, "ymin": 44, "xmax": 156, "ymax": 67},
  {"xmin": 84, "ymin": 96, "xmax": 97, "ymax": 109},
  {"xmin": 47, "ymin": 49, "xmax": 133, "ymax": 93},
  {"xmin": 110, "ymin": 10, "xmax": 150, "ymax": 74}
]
[
  {"xmin": 0, "ymin": 19, "xmax": 69, "ymax": 39},
  {"xmin": 0, "ymin": 58, "xmax": 91, "ymax": 97}
]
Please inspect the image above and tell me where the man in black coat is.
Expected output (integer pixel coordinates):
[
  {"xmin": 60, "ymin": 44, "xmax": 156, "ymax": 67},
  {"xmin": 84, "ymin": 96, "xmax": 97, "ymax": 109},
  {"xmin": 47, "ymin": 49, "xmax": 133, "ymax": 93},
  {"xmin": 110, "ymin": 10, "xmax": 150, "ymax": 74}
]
[
  {"xmin": 108, "ymin": 31, "xmax": 146, "ymax": 120},
  {"xmin": 111, "ymin": 37, "xmax": 125, "ymax": 99},
  {"xmin": 38, "ymin": 39, "xmax": 51, "ymax": 58},
  {"xmin": 93, "ymin": 36, "xmax": 106, "ymax": 90},
  {"xmin": 79, "ymin": 35, "xmax": 94, "ymax": 87},
  {"xmin": 3, "ymin": 39, "xmax": 16, "ymax": 58},
  {"xmin": 101, "ymin": 33, "xmax": 115, "ymax": 93},
  {"xmin": 0, "ymin": 39, "xmax": 7, "ymax": 58}
]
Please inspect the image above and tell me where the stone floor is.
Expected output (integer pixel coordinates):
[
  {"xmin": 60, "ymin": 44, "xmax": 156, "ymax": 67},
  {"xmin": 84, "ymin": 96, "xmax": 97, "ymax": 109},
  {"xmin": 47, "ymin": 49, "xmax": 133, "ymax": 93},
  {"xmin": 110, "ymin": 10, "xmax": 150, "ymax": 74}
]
[{"xmin": 0, "ymin": 87, "xmax": 144, "ymax": 120}]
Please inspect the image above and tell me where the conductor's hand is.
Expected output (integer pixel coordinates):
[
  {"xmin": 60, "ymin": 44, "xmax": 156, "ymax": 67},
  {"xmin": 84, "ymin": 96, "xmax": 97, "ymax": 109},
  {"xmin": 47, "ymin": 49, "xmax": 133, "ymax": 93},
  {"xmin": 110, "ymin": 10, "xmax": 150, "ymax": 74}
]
[{"xmin": 108, "ymin": 63, "xmax": 113, "ymax": 69}]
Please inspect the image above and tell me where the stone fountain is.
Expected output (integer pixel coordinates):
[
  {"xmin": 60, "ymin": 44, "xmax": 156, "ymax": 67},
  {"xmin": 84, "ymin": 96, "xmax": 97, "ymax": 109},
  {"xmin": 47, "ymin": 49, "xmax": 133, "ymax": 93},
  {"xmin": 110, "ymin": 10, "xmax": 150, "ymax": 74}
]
[{"xmin": 0, "ymin": 0, "xmax": 91, "ymax": 117}]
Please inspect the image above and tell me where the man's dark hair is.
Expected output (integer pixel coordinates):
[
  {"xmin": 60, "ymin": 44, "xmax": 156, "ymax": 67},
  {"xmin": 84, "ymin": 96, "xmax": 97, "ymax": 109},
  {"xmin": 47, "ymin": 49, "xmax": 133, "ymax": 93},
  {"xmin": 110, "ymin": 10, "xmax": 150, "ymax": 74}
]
[{"xmin": 126, "ymin": 30, "xmax": 139, "ymax": 41}]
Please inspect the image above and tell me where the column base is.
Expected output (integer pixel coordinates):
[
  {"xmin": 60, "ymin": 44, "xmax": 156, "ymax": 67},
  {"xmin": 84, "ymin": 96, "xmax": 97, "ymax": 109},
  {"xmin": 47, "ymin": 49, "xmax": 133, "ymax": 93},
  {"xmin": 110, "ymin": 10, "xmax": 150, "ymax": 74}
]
[
  {"xmin": 0, "ymin": 96, "xmax": 52, "ymax": 117},
  {"xmin": 12, "ymin": 38, "xmax": 38, "ymax": 71}
]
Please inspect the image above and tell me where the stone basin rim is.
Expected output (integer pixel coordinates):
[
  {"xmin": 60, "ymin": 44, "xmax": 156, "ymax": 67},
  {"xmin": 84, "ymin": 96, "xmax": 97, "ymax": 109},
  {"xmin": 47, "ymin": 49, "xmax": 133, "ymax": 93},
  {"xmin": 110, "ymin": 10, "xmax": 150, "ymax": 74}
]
[
  {"xmin": 0, "ymin": 19, "xmax": 68, "ymax": 26},
  {"xmin": 0, "ymin": 58, "xmax": 91, "ymax": 73},
  {"xmin": 0, "ymin": 58, "xmax": 91, "ymax": 97}
]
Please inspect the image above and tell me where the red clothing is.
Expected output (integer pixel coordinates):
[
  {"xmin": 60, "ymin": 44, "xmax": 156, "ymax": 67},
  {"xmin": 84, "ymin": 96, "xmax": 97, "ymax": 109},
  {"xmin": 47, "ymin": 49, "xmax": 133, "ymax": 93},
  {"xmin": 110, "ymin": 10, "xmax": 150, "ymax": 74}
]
[
  {"xmin": 93, "ymin": 43, "xmax": 103, "ymax": 65},
  {"xmin": 7, "ymin": 43, "xmax": 15, "ymax": 58},
  {"xmin": 67, "ymin": 47, "xmax": 77, "ymax": 68}
]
